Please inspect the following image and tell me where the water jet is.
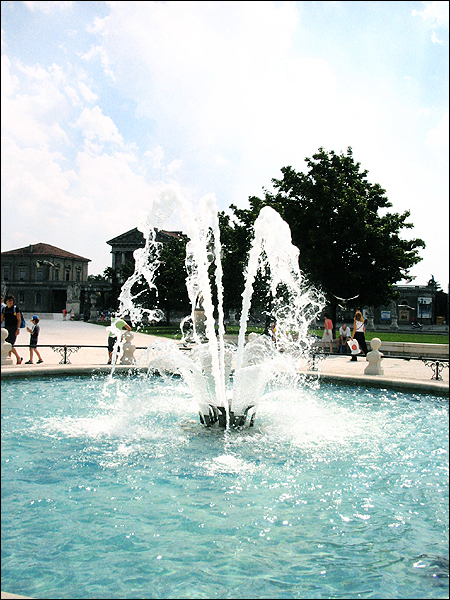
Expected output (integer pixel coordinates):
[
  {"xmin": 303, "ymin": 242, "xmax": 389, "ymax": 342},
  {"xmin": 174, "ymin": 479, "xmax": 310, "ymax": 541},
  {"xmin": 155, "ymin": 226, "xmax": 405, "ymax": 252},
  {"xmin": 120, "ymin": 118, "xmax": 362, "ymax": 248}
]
[{"xmin": 114, "ymin": 188, "xmax": 324, "ymax": 429}]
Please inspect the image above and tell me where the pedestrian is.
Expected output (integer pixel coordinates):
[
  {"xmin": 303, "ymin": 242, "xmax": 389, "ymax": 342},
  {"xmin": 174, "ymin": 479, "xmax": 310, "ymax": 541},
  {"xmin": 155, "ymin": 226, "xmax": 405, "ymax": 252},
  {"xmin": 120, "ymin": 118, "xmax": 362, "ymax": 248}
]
[
  {"xmin": 70, "ymin": 309, "xmax": 75, "ymax": 321},
  {"xmin": 351, "ymin": 310, "xmax": 368, "ymax": 361},
  {"xmin": 25, "ymin": 316, "xmax": 44, "ymax": 364},
  {"xmin": 322, "ymin": 313, "xmax": 333, "ymax": 353},
  {"xmin": 107, "ymin": 315, "xmax": 132, "ymax": 364},
  {"xmin": 337, "ymin": 323, "xmax": 351, "ymax": 354},
  {"xmin": 63, "ymin": 308, "xmax": 67, "ymax": 320},
  {"xmin": 1, "ymin": 294, "xmax": 23, "ymax": 364},
  {"xmin": 1, "ymin": 296, "xmax": 6, "ymax": 327}
]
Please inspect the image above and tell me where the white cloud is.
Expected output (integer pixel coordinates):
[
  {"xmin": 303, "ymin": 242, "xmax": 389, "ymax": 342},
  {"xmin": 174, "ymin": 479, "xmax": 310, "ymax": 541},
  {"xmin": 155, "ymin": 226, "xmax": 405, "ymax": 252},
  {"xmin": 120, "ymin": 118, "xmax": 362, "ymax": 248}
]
[
  {"xmin": 1, "ymin": 135, "xmax": 76, "ymax": 240},
  {"xmin": 1, "ymin": 54, "xmax": 19, "ymax": 97},
  {"xmin": 80, "ymin": 45, "xmax": 116, "ymax": 81},
  {"xmin": 92, "ymin": 1, "xmax": 341, "ymax": 205},
  {"xmin": 75, "ymin": 106, "xmax": 124, "ymax": 147},
  {"xmin": 77, "ymin": 81, "xmax": 98, "ymax": 103},
  {"xmin": 22, "ymin": 1, "xmax": 73, "ymax": 14},
  {"xmin": 431, "ymin": 30, "xmax": 443, "ymax": 43},
  {"xmin": 412, "ymin": 1, "xmax": 449, "ymax": 27},
  {"xmin": 1, "ymin": 55, "xmax": 74, "ymax": 151},
  {"xmin": 145, "ymin": 145, "xmax": 164, "ymax": 171},
  {"xmin": 64, "ymin": 84, "xmax": 82, "ymax": 107},
  {"xmin": 167, "ymin": 159, "xmax": 182, "ymax": 175}
]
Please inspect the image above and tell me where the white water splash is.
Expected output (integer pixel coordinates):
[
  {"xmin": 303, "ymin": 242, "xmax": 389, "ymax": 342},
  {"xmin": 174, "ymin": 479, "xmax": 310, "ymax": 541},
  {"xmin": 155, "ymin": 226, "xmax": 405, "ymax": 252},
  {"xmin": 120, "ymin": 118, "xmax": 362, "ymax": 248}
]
[{"xmin": 115, "ymin": 185, "xmax": 324, "ymax": 429}]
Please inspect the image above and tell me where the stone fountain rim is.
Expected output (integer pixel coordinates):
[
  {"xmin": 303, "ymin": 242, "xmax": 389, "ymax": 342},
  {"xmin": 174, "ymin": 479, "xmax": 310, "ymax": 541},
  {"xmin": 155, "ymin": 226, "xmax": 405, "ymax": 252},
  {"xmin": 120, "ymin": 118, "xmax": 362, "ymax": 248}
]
[{"xmin": 1, "ymin": 364, "xmax": 448, "ymax": 396}]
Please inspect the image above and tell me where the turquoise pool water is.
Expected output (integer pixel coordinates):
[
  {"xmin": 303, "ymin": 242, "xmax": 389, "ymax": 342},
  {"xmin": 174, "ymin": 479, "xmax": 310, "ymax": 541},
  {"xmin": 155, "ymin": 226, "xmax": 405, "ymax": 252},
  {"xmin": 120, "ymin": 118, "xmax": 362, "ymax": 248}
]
[{"xmin": 1, "ymin": 375, "xmax": 448, "ymax": 599}]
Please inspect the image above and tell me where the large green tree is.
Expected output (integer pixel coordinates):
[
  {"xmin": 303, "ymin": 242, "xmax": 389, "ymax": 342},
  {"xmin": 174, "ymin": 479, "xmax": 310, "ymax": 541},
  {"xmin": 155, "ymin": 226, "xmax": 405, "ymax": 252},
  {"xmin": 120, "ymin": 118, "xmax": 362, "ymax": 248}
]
[
  {"xmin": 155, "ymin": 236, "xmax": 190, "ymax": 324},
  {"xmin": 223, "ymin": 147, "xmax": 425, "ymax": 329}
]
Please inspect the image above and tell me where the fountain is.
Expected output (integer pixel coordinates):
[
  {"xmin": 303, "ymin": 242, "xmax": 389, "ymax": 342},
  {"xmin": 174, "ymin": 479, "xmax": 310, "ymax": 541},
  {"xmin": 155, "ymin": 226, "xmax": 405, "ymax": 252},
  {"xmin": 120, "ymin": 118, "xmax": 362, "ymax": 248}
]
[
  {"xmin": 1, "ymin": 187, "xmax": 448, "ymax": 599},
  {"xmin": 111, "ymin": 186, "xmax": 324, "ymax": 429}
]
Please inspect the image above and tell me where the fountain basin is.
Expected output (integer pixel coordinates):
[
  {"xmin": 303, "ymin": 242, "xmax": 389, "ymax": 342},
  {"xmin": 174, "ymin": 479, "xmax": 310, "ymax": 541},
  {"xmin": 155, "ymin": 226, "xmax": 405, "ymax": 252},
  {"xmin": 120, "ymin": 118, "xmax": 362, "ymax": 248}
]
[{"xmin": 1, "ymin": 372, "xmax": 448, "ymax": 599}]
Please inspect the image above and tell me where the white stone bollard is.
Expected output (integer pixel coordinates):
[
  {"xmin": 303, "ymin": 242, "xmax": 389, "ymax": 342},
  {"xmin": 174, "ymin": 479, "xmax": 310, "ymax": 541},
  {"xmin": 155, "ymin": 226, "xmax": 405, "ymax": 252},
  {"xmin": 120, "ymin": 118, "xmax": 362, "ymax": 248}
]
[
  {"xmin": 1, "ymin": 328, "xmax": 13, "ymax": 366},
  {"xmin": 120, "ymin": 330, "xmax": 136, "ymax": 365},
  {"xmin": 364, "ymin": 337, "xmax": 384, "ymax": 375}
]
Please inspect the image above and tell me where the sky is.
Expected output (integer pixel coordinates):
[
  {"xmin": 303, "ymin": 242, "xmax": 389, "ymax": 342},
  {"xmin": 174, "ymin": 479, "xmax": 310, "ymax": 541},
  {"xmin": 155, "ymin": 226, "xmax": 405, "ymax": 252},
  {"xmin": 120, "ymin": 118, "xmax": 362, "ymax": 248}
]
[{"xmin": 1, "ymin": 1, "xmax": 448, "ymax": 288}]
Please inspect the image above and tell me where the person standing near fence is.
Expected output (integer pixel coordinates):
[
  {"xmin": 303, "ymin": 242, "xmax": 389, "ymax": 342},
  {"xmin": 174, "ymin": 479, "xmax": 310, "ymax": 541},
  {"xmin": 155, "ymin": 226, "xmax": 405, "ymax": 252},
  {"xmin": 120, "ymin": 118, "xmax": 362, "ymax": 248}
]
[{"xmin": 25, "ymin": 316, "xmax": 44, "ymax": 364}]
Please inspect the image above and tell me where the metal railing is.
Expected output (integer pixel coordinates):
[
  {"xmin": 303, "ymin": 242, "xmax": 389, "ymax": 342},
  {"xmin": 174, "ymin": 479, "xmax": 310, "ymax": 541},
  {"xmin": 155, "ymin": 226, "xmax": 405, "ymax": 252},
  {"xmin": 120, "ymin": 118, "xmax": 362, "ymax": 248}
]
[
  {"xmin": 13, "ymin": 344, "xmax": 149, "ymax": 365},
  {"xmin": 309, "ymin": 346, "xmax": 449, "ymax": 381}
]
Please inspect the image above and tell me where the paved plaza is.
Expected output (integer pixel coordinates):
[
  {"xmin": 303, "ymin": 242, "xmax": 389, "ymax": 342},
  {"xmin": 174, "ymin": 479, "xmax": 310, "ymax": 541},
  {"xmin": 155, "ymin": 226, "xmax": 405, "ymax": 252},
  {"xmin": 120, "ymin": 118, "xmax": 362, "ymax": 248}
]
[{"xmin": 1, "ymin": 315, "xmax": 448, "ymax": 393}]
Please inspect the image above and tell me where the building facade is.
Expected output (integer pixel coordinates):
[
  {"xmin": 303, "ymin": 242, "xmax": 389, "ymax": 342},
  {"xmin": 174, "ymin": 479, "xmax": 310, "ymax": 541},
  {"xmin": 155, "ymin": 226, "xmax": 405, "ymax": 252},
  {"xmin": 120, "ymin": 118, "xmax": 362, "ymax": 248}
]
[
  {"xmin": 1, "ymin": 243, "xmax": 90, "ymax": 317},
  {"xmin": 374, "ymin": 284, "xmax": 436, "ymax": 326},
  {"xmin": 106, "ymin": 228, "xmax": 183, "ymax": 271},
  {"xmin": 333, "ymin": 282, "xmax": 445, "ymax": 327}
]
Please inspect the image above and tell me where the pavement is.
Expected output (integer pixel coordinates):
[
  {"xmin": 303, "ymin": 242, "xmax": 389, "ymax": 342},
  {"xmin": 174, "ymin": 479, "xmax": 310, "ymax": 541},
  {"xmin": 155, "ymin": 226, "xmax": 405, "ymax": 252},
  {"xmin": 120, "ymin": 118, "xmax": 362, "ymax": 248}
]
[{"xmin": 1, "ymin": 315, "xmax": 448, "ymax": 394}]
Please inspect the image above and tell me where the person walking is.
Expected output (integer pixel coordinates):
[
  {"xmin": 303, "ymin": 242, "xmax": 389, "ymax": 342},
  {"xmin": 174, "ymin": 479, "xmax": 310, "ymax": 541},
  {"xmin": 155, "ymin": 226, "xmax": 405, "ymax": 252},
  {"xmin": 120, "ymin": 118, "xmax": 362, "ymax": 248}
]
[
  {"xmin": 1, "ymin": 294, "xmax": 23, "ymax": 364},
  {"xmin": 25, "ymin": 316, "xmax": 44, "ymax": 364},
  {"xmin": 322, "ymin": 313, "xmax": 334, "ymax": 353},
  {"xmin": 351, "ymin": 310, "xmax": 368, "ymax": 361}
]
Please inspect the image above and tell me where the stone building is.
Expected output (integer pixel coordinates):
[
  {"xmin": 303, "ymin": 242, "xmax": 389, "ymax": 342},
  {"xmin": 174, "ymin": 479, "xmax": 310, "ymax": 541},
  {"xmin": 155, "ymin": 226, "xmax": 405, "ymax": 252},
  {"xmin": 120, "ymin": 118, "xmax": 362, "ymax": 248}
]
[
  {"xmin": 106, "ymin": 227, "xmax": 183, "ymax": 271},
  {"xmin": 334, "ymin": 282, "xmax": 444, "ymax": 328},
  {"xmin": 1, "ymin": 243, "xmax": 90, "ymax": 317},
  {"xmin": 373, "ymin": 284, "xmax": 436, "ymax": 326}
]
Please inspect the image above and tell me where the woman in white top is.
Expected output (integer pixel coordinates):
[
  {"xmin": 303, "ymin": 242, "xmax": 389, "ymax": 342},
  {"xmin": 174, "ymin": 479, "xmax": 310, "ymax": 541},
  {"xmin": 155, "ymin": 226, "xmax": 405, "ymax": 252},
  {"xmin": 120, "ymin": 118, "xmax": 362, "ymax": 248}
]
[{"xmin": 351, "ymin": 310, "xmax": 368, "ymax": 361}]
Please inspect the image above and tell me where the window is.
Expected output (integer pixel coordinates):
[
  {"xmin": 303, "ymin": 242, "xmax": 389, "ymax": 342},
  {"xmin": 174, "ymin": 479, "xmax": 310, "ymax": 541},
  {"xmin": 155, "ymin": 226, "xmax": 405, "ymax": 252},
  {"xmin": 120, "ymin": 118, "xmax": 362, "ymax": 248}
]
[
  {"xmin": 19, "ymin": 292, "xmax": 25, "ymax": 304},
  {"xmin": 417, "ymin": 297, "xmax": 432, "ymax": 319},
  {"xmin": 36, "ymin": 269, "xmax": 43, "ymax": 282},
  {"xmin": 3, "ymin": 266, "xmax": 10, "ymax": 281},
  {"xmin": 19, "ymin": 267, "xmax": 26, "ymax": 281},
  {"xmin": 54, "ymin": 269, "xmax": 59, "ymax": 281},
  {"xmin": 35, "ymin": 292, "xmax": 42, "ymax": 306}
]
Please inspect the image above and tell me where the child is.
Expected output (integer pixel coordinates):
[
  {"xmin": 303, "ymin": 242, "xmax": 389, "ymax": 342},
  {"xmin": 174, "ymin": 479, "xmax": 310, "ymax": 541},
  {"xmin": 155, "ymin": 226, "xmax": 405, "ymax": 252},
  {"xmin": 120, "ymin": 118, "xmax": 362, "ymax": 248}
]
[{"xmin": 25, "ymin": 316, "xmax": 44, "ymax": 364}]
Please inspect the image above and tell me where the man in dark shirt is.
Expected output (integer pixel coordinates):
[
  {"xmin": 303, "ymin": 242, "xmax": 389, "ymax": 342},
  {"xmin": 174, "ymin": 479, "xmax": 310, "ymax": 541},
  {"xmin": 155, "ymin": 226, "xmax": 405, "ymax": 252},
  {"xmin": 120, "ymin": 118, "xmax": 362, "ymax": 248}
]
[{"xmin": 1, "ymin": 294, "xmax": 23, "ymax": 364}]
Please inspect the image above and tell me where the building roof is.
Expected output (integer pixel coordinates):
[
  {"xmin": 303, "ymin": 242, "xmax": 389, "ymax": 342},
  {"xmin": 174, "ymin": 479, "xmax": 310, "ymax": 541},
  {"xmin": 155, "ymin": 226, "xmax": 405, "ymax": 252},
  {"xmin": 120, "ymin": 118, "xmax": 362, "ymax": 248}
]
[
  {"xmin": 1, "ymin": 243, "xmax": 90, "ymax": 262},
  {"xmin": 106, "ymin": 228, "xmax": 183, "ymax": 247}
]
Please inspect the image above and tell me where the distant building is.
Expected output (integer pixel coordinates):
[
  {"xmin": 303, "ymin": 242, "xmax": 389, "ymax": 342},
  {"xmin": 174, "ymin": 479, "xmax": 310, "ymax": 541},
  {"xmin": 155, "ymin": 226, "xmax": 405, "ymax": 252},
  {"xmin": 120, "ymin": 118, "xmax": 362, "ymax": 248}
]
[
  {"xmin": 374, "ymin": 284, "xmax": 436, "ymax": 326},
  {"xmin": 0, "ymin": 242, "xmax": 111, "ymax": 319},
  {"xmin": 334, "ymin": 283, "xmax": 442, "ymax": 326},
  {"xmin": 1, "ymin": 243, "xmax": 91, "ymax": 316},
  {"xmin": 106, "ymin": 228, "xmax": 183, "ymax": 271}
]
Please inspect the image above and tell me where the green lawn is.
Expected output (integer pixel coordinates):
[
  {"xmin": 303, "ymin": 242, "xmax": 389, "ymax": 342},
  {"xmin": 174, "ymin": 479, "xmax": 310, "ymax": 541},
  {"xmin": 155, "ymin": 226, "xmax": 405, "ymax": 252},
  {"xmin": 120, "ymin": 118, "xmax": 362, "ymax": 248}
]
[
  {"xmin": 310, "ymin": 329, "xmax": 448, "ymax": 345},
  {"xmin": 130, "ymin": 323, "xmax": 449, "ymax": 345}
]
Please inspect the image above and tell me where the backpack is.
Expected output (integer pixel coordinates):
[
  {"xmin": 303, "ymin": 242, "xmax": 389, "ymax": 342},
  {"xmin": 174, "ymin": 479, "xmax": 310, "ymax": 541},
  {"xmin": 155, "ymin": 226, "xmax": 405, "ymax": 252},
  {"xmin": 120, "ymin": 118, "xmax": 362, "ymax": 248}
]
[{"xmin": 13, "ymin": 305, "xmax": 26, "ymax": 328}]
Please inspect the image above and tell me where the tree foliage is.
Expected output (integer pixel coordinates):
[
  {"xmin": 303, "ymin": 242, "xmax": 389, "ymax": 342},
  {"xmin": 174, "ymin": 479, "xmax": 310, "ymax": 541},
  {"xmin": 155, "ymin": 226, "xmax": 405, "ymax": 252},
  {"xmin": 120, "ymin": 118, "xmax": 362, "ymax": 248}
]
[
  {"xmin": 226, "ymin": 147, "xmax": 425, "ymax": 317},
  {"xmin": 155, "ymin": 236, "xmax": 190, "ymax": 323},
  {"xmin": 102, "ymin": 237, "xmax": 190, "ymax": 324}
]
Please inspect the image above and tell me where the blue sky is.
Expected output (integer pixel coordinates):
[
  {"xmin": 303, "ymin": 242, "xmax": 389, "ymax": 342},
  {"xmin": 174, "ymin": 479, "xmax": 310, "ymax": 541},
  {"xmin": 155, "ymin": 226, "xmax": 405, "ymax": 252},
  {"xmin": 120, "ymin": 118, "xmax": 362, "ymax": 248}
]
[{"xmin": 1, "ymin": 1, "xmax": 448, "ymax": 288}]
